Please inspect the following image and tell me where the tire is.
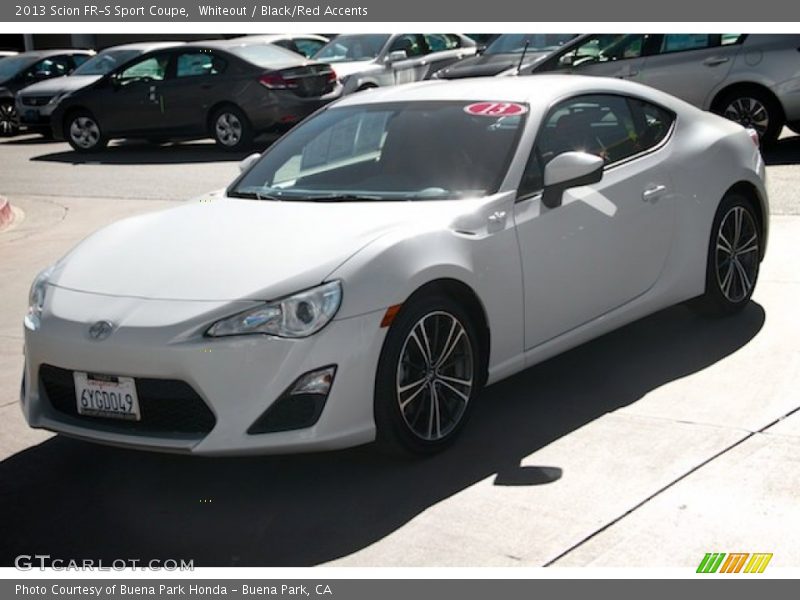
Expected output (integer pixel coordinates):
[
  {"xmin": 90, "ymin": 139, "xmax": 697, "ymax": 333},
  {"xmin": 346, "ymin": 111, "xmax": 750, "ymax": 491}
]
[
  {"xmin": 690, "ymin": 193, "xmax": 761, "ymax": 317},
  {"xmin": 211, "ymin": 106, "xmax": 252, "ymax": 151},
  {"xmin": 65, "ymin": 110, "xmax": 107, "ymax": 152},
  {"xmin": 374, "ymin": 294, "xmax": 482, "ymax": 456},
  {"xmin": 356, "ymin": 84, "xmax": 378, "ymax": 92},
  {"xmin": 0, "ymin": 101, "xmax": 20, "ymax": 137},
  {"xmin": 713, "ymin": 88, "xmax": 784, "ymax": 147}
]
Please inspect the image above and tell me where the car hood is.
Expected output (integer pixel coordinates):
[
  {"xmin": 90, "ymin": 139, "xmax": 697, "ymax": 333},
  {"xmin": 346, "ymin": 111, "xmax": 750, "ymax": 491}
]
[
  {"xmin": 51, "ymin": 196, "xmax": 456, "ymax": 302},
  {"xmin": 18, "ymin": 75, "xmax": 102, "ymax": 96},
  {"xmin": 437, "ymin": 51, "xmax": 551, "ymax": 79}
]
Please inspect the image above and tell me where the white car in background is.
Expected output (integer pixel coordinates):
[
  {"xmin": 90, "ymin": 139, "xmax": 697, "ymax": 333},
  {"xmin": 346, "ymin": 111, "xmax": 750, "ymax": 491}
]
[
  {"xmin": 21, "ymin": 76, "xmax": 767, "ymax": 456},
  {"xmin": 515, "ymin": 33, "xmax": 800, "ymax": 145},
  {"xmin": 312, "ymin": 33, "xmax": 477, "ymax": 93}
]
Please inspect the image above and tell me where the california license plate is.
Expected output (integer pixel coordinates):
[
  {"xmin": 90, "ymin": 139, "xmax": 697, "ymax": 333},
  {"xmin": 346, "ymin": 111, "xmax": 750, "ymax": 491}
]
[{"xmin": 74, "ymin": 371, "xmax": 141, "ymax": 421}]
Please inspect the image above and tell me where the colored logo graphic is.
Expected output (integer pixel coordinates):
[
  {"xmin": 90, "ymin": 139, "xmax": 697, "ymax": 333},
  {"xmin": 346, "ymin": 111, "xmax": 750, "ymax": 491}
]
[{"xmin": 697, "ymin": 553, "xmax": 773, "ymax": 573}]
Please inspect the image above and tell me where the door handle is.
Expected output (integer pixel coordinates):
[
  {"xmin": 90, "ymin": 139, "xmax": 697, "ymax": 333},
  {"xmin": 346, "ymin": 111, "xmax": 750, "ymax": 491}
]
[
  {"xmin": 703, "ymin": 56, "xmax": 730, "ymax": 67},
  {"xmin": 642, "ymin": 184, "xmax": 667, "ymax": 201}
]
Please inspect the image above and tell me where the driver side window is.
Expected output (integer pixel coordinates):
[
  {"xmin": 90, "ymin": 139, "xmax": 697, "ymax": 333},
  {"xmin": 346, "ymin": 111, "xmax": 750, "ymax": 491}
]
[
  {"xmin": 518, "ymin": 94, "xmax": 640, "ymax": 198},
  {"xmin": 117, "ymin": 54, "xmax": 169, "ymax": 83},
  {"xmin": 389, "ymin": 35, "xmax": 427, "ymax": 58}
]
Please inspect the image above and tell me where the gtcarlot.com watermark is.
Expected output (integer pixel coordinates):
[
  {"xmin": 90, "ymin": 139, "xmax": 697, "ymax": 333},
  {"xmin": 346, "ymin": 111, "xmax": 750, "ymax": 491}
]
[{"xmin": 14, "ymin": 554, "xmax": 194, "ymax": 571}]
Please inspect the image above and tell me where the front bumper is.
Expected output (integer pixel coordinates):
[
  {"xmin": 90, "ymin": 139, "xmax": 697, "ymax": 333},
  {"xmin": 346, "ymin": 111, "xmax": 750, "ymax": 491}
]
[
  {"xmin": 15, "ymin": 98, "xmax": 56, "ymax": 129},
  {"xmin": 21, "ymin": 287, "xmax": 386, "ymax": 455}
]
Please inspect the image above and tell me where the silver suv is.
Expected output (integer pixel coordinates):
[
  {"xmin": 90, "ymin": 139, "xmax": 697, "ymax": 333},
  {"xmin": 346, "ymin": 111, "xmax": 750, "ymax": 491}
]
[{"xmin": 518, "ymin": 34, "xmax": 800, "ymax": 145}]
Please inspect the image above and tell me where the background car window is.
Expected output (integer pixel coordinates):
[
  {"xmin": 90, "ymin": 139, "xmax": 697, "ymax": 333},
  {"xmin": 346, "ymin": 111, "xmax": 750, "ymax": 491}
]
[
  {"xmin": 424, "ymin": 34, "xmax": 461, "ymax": 52},
  {"xmin": 118, "ymin": 55, "xmax": 169, "ymax": 82},
  {"xmin": 659, "ymin": 34, "xmax": 720, "ymax": 53},
  {"xmin": 560, "ymin": 34, "xmax": 646, "ymax": 67},
  {"xmin": 314, "ymin": 34, "xmax": 390, "ymax": 62},
  {"xmin": 294, "ymin": 38, "xmax": 326, "ymax": 58},
  {"xmin": 721, "ymin": 34, "xmax": 745, "ymax": 46},
  {"xmin": 72, "ymin": 54, "xmax": 91, "ymax": 68},
  {"xmin": 489, "ymin": 34, "xmax": 575, "ymax": 55},
  {"xmin": 519, "ymin": 95, "xmax": 640, "ymax": 197},
  {"xmin": 389, "ymin": 35, "xmax": 428, "ymax": 58},
  {"xmin": 26, "ymin": 56, "xmax": 71, "ymax": 79},
  {"xmin": 176, "ymin": 52, "xmax": 226, "ymax": 77}
]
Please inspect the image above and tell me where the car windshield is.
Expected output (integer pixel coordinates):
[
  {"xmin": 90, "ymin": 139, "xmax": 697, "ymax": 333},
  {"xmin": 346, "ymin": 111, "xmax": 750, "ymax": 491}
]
[
  {"xmin": 72, "ymin": 49, "xmax": 141, "ymax": 75},
  {"xmin": 0, "ymin": 55, "xmax": 35, "ymax": 80},
  {"xmin": 231, "ymin": 101, "xmax": 526, "ymax": 202},
  {"xmin": 486, "ymin": 34, "xmax": 575, "ymax": 55},
  {"xmin": 313, "ymin": 34, "xmax": 390, "ymax": 63}
]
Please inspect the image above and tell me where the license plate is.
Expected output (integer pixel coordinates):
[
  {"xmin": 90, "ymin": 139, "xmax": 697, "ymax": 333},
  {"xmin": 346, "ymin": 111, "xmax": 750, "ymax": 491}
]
[
  {"xmin": 25, "ymin": 109, "xmax": 39, "ymax": 120},
  {"xmin": 74, "ymin": 371, "xmax": 141, "ymax": 421}
]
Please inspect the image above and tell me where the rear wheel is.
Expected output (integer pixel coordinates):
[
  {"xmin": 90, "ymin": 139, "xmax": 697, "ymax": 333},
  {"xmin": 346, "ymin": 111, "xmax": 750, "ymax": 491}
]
[
  {"xmin": 0, "ymin": 101, "xmax": 20, "ymax": 137},
  {"xmin": 211, "ymin": 106, "xmax": 252, "ymax": 151},
  {"xmin": 374, "ymin": 294, "xmax": 481, "ymax": 456},
  {"xmin": 65, "ymin": 110, "xmax": 106, "ymax": 152},
  {"xmin": 714, "ymin": 88, "xmax": 783, "ymax": 147},
  {"xmin": 691, "ymin": 193, "xmax": 761, "ymax": 316}
]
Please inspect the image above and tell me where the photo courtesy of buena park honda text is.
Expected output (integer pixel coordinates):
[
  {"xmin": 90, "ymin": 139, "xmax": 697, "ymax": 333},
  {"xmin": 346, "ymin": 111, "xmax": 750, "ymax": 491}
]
[{"xmin": 0, "ymin": 0, "xmax": 798, "ymax": 597}]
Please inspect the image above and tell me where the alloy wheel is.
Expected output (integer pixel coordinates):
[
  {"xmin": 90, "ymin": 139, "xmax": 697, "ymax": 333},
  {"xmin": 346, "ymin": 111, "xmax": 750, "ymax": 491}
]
[
  {"xmin": 396, "ymin": 311, "xmax": 474, "ymax": 441},
  {"xmin": 0, "ymin": 102, "xmax": 19, "ymax": 136},
  {"xmin": 723, "ymin": 97, "xmax": 769, "ymax": 139},
  {"xmin": 716, "ymin": 205, "xmax": 759, "ymax": 303},
  {"xmin": 69, "ymin": 116, "xmax": 101, "ymax": 149},
  {"xmin": 215, "ymin": 112, "xmax": 242, "ymax": 147}
]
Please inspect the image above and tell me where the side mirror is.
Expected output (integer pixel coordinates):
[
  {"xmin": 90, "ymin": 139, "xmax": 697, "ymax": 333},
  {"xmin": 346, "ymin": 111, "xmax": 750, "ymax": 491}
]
[
  {"xmin": 239, "ymin": 152, "xmax": 261, "ymax": 173},
  {"xmin": 542, "ymin": 151, "xmax": 604, "ymax": 209},
  {"xmin": 558, "ymin": 54, "xmax": 575, "ymax": 67},
  {"xmin": 386, "ymin": 50, "xmax": 407, "ymax": 63}
]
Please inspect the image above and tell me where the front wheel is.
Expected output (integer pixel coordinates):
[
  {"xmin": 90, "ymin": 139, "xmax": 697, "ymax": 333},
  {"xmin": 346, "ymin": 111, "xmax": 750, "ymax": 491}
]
[
  {"xmin": 211, "ymin": 106, "xmax": 252, "ymax": 151},
  {"xmin": 374, "ymin": 295, "xmax": 481, "ymax": 456},
  {"xmin": 691, "ymin": 193, "xmax": 761, "ymax": 317},
  {"xmin": 65, "ymin": 111, "xmax": 107, "ymax": 152},
  {"xmin": 0, "ymin": 101, "xmax": 20, "ymax": 137}
]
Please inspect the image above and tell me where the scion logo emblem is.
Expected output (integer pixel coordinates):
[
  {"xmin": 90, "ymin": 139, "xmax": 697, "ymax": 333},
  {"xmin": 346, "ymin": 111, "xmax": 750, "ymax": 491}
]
[{"xmin": 88, "ymin": 320, "xmax": 114, "ymax": 341}]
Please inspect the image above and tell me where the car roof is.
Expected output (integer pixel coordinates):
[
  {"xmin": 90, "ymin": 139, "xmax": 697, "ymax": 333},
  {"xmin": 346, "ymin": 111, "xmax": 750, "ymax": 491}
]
[
  {"xmin": 100, "ymin": 41, "xmax": 184, "ymax": 52},
  {"xmin": 17, "ymin": 49, "xmax": 94, "ymax": 58},
  {"xmin": 231, "ymin": 34, "xmax": 329, "ymax": 43},
  {"xmin": 333, "ymin": 74, "xmax": 692, "ymax": 112}
]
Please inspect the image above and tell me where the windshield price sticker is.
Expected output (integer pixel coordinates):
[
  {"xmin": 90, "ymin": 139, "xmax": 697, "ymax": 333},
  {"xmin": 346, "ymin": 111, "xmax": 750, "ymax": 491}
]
[{"xmin": 464, "ymin": 102, "xmax": 528, "ymax": 116}]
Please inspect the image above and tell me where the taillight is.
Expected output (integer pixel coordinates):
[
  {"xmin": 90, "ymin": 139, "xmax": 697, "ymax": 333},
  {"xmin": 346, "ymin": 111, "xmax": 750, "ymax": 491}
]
[
  {"xmin": 326, "ymin": 69, "xmax": 337, "ymax": 84},
  {"xmin": 259, "ymin": 73, "xmax": 297, "ymax": 90},
  {"xmin": 746, "ymin": 127, "xmax": 760, "ymax": 148}
]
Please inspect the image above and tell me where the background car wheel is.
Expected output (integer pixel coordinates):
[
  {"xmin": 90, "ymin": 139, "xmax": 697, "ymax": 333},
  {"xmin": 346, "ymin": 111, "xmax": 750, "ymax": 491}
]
[
  {"xmin": 690, "ymin": 193, "xmax": 761, "ymax": 317},
  {"xmin": 356, "ymin": 84, "xmax": 378, "ymax": 92},
  {"xmin": 0, "ymin": 101, "xmax": 20, "ymax": 137},
  {"xmin": 714, "ymin": 88, "xmax": 784, "ymax": 147},
  {"xmin": 65, "ymin": 111, "xmax": 107, "ymax": 152},
  {"xmin": 374, "ymin": 294, "xmax": 481, "ymax": 456},
  {"xmin": 211, "ymin": 106, "xmax": 252, "ymax": 151}
]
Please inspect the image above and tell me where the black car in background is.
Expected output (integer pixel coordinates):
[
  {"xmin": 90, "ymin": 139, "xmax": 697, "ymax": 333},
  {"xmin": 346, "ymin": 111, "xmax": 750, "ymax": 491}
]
[
  {"xmin": 0, "ymin": 49, "xmax": 94, "ymax": 136},
  {"xmin": 52, "ymin": 40, "xmax": 342, "ymax": 152},
  {"xmin": 432, "ymin": 34, "xmax": 576, "ymax": 79}
]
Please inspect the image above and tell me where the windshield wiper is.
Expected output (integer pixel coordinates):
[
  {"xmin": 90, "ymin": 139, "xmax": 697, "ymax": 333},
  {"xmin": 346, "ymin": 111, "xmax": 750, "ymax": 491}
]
[
  {"xmin": 229, "ymin": 189, "xmax": 283, "ymax": 201},
  {"xmin": 300, "ymin": 193, "xmax": 388, "ymax": 203}
]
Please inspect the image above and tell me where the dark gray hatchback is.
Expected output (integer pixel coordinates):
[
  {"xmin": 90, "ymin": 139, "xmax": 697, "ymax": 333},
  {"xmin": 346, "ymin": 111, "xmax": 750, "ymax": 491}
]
[{"xmin": 51, "ymin": 40, "xmax": 342, "ymax": 152}]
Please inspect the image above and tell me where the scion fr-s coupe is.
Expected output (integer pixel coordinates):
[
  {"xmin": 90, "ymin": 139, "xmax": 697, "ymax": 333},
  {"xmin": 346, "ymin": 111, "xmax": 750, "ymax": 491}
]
[{"xmin": 21, "ymin": 76, "xmax": 768, "ymax": 456}]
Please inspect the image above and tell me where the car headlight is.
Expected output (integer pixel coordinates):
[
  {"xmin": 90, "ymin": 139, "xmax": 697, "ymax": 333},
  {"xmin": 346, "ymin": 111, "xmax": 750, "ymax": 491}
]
[
  {"xmin": 49, "ymin": 91, "xmax": 69, "ymax": 105},
  {"xmin": 206, "ymin": 281, "xmax": 342, "ymax": 338},
  {"xmin": 24, "ymin": 265, "xmax": 55, "ymax": 331}
]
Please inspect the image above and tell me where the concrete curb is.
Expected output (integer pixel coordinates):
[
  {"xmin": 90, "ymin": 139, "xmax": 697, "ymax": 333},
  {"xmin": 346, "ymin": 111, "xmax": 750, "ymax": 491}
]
[{"xmin": 0, "ymin": 195, "xmax": 13, "ymax": 229}]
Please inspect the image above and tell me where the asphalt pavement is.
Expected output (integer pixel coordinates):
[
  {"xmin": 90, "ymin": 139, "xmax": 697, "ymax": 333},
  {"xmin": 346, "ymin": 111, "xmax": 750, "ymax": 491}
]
[{"xmin": 0, "ymin": 132, "xmax": 798, "ymax": 568}]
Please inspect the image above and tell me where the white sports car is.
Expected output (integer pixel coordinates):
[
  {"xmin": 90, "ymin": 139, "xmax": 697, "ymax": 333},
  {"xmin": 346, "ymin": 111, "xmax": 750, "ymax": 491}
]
[{"xmin": 21, "ymin": 75, "xmax": 768, "ymax": 456}]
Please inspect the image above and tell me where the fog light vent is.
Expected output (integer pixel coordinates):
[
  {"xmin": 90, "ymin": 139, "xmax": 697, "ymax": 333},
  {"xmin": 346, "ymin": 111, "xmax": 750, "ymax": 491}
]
[{"xmin": 247, "ymin": 366, "xmax": 336, "ymax": 434}]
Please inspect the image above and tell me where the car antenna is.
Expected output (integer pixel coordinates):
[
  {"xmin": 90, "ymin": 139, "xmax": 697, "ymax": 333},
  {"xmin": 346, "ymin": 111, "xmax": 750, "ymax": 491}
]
[{"xmin": 516, "ymin": 39, "xmax": 530, "ymax": 75}]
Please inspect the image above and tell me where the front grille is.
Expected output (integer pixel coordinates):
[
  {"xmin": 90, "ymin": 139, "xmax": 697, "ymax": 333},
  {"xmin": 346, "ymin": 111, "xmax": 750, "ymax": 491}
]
[
  {"xmin": 21, "ymin": 95, "xmax": 53, "ymax": 107},
  {"xmin": 39, "ymin": 364, "xmax": 216, "ymax": 435}
]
